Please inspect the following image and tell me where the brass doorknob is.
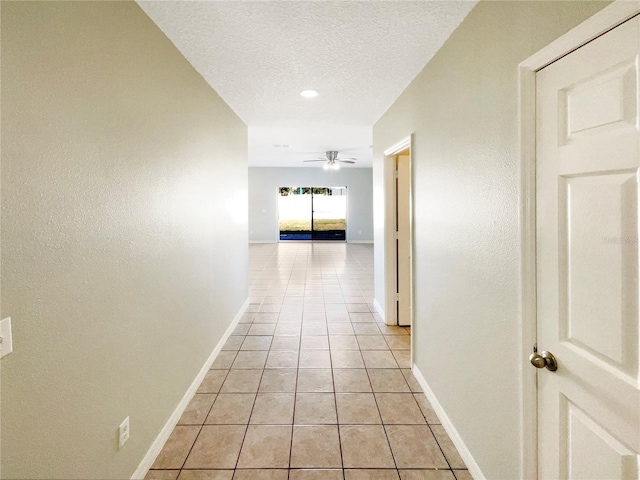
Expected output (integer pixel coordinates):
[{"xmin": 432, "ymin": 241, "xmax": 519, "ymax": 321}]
[{"xmin": 529, "ymin": 349, "xmax": 558, "ymax": 372}]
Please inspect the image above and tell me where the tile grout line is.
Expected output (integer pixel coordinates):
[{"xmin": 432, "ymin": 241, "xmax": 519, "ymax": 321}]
[
  {"xmin": 427, "ymin": 422, "xmax": 457, "ymax": 474},
  {"xmin": 176, "ymin": 366, "xmax": 232, "ymax": 474},
  {"xmin": 232, "ymin": 293, "xmax": 267, "ymax": 473},
  {"xmin": 368, "ymin": 372, "xmax": 402, "ymax": 476},
  {"xmin": 286, "ymin": 284, "xmax": 303, "ymax": 479},
  {"xmin": 329, "ymin": 336, "xmax": 345, "ymax": 475},
  {"xmin": 332, "ymin": 255, "xmax": 348, "ymax": 480}
]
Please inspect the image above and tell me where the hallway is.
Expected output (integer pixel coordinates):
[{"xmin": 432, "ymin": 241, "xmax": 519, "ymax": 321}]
[{"xmin": 146, "ymin": 243, "xmax": 470, "ymax": 480}]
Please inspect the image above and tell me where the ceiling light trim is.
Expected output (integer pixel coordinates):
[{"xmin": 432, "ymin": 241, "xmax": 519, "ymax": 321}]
[{"xmin": 300, "ymin": 89, "xmax": 319, "ymax": 98}]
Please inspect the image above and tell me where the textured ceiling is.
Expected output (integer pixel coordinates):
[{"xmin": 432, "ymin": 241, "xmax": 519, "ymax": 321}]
[{"xmin": 138, "ymin": 1, "xmax": 476, "ymax": 167}]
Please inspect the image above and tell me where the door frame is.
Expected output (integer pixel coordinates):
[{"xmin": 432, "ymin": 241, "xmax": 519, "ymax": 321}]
[
  {"xmin": 518, "ymin": 1, "xmax": 640, "ymax": 478},
  {"xmin": 383, "ymin": 135, "xmax": 413, "ymax": 327}
]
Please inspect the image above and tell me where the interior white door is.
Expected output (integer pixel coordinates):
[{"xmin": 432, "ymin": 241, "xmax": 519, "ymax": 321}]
[
  {"xmin": 396, "ymin": 153, "xmax": 411, "ymax": 327},
  {"xmin": 536, "ymin": 15, "xmax": 639, "ymax": 479}
]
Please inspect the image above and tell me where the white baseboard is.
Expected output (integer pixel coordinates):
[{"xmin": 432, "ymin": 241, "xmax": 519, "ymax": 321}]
[
  {"xmin": 347, "ymin": 240, "xmax": 374, "ymax": 244},
  {"xmin": 373, "ymin": 298, "xmax": 385, "ymax": 322},
  {"xmin": 131, "ymin": 297, "xmax": 250, "ymax": 480},
  {"xmin": 412, "ymin": 364, "xmax": 485, "ymax": 480},
  {"xmin": 249, "ymin": 240, "xmax": 276, "ymax": 244}
]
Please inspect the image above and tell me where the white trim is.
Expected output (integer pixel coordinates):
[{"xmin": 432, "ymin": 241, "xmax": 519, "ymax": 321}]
[
  {"xmin": 412, "ymin": 364, "xmax": 485, "ymax": 480},
  {"xmin": 248, "ymin": 241, "xmax": 277, "ymax": 244},
  {"xmin": 131, "ymin": 297, "xmax": 250, "ymax": 480},
  {"xmin": 520, "ymin": 0, "xmax": 640, "ymax": 72},
  {"xmin": 517, "ymin": 55, "xmax": 540, "ymax": 480},
  {"xmin": 383, "ymin": 148, "xmax": 397, "ymax": 326},
  {"xmin": 373, "ymin": 297, "xmax": 385, "ymax": 322},
  {"xmin": 347, "ymin": 240, "xmax": 374, "ymax": 244},
  {"xmin": 384, "ymin": 136, "xmax": 411, "ymax": 156},
  {"xmin": 517, "ymin": 2, "xmax": 640, "ymax": 479}
]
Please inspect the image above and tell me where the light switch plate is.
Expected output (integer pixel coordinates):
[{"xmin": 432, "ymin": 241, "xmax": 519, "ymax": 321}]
[
  {"xmin": 1, "ymin": 317, "xmax": 13, "ymax": 358},
  {"xmin": 119, "ymin": 416, "xmax": 130, "ymax": 448}
]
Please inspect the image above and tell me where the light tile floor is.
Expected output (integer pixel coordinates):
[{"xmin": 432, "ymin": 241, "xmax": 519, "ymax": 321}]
[{"xmin": 146, "ymin": 243, "xmax": 470, "ymax": 480}]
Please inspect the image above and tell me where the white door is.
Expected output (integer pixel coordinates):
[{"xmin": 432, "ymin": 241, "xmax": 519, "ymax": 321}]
[
  {"xmin": 396, "ymin": 153, "xmax": 411, "ymax": 327},
  {"xmin": 536, "ymin": 15, "xmax": 639, "ymax": 479}
]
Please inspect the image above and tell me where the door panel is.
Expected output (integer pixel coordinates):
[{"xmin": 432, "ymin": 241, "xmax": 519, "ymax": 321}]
[
  {"xmin": 561, "ymin": 172, "xmax": 638, "ymax": 373},
  {"xmin": 563, "ymin": 399, "xmax": 637, "ymax": 479},
  {"xmin": 536, "ymin": 15, "xmax": 639, "ymax": 479}
]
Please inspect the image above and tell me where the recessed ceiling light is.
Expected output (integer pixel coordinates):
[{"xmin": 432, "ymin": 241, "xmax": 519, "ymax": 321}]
[{"xmin": 300, "ymin": 90, "xmax": 318, "ymax": 98}]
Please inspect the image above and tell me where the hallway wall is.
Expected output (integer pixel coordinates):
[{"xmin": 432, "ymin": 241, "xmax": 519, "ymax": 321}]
[
  {"xmin": 248, "ymin": 167, "xmax": 373, "ymax": 243},
  {"xmin": 373, "ymin": 1, "xmax": 610, "ymax": 478},
  {"xmin": 1, "ymin": 2, "xmax": 248, "ymax": 478}
]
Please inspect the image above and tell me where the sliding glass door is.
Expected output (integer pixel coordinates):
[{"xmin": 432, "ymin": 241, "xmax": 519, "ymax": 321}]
[
  {"xmin": 278, "ymin": 187, "xmax": 346, "ymax": 241},
  {"xmin": 311, "ymin": 187, "xmax": 346, "ymax": 240},
  {"xmin": 278, "ymin": 187, "xmax": 313, "ymax": 240}
]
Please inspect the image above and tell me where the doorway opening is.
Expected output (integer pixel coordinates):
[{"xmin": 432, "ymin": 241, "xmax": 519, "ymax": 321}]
[
  {"xmin": 278, "ymin": 186, "xmax": 347, "ymax": 241},
  {"xmin": 383, "ymin": 136, "xmax": 413, "ymax": 328}
]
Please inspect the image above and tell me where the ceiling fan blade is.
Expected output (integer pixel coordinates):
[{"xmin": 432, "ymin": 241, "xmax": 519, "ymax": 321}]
[
  {"xmin": 302, "ymin": 159, "xmax": 327, "ymax": 162},
  {"xmin": 336, "ymin": 159, "xmax": 356, "ymax": 164}
]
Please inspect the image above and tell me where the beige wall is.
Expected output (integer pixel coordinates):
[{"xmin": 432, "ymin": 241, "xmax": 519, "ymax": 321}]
[
  {"xmin": 373, "ymin": 1, "xmax": 610, "ymax": 478},
  {"xmin": 1, "ymin": 2, "xmax": 248, "ymax": 478}
]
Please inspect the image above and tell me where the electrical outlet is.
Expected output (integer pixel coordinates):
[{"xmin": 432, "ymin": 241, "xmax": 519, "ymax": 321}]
[
  {"xmin": 118, "ymin": 416, "xmax": 130, "ymax": 448},
  {"xmin": 0, "ymin": 317, "xmax": 13, "ymax": 358}
]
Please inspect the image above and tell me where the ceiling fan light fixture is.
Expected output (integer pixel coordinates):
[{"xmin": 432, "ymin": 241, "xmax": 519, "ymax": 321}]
[
  {"xmin": 300, "ymin": 90, "xmax": 318, "ymax": 98},
  {"xmin": 302, "ymin": 150, "xmax": 357, "ymax": 168}
]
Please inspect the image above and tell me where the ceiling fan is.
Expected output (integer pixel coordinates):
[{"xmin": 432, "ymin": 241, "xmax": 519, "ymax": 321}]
[{"xmin": 303, "ymin": 150, "xmax": 356, "ymax": 170}]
